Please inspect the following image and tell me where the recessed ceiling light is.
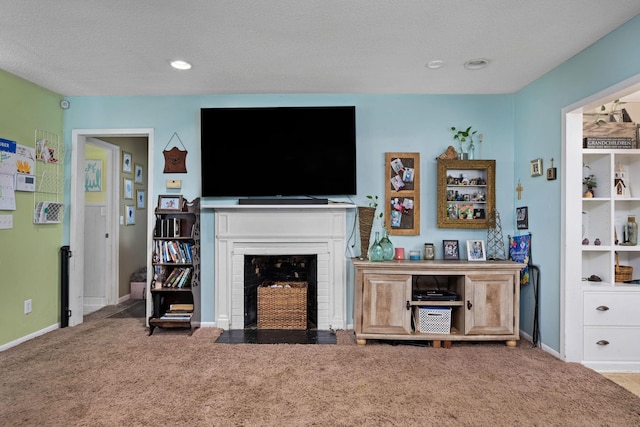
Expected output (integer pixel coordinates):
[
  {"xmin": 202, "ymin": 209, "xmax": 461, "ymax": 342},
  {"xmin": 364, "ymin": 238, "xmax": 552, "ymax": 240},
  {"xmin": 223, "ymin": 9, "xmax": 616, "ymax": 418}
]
[
  {"xmin": 464, "ymin": 58, "xmax": 489, "ymax": 70},
  {"xmin": 426, "ymin": 60, "xmax": 444, "ymax": 69},
  {"xmin": 170, "ymin": 60, "xmax": 192, "ymax": 70}
]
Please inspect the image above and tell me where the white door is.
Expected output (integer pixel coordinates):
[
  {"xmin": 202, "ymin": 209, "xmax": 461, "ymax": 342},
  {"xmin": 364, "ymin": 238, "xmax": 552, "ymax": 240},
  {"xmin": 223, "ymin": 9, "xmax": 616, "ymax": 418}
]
[{"xmin": 83, "ymin": 205, "xmax": 108, "ymax": 314}]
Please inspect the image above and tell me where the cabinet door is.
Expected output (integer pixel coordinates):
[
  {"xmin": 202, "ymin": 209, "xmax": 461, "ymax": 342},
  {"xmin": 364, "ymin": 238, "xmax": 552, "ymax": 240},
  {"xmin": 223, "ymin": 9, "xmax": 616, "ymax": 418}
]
[
  {"xmin": 464, "ymin": 274, "xmax": 514, "ymax": 335},
  {"xmin": 362, "ymin": 274, "xmax": 412, "ymax": 334}
]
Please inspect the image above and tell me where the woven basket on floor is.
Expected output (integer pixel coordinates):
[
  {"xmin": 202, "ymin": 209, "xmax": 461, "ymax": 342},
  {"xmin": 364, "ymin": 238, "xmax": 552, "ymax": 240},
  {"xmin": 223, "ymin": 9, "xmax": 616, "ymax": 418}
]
[
  {"xmin": 615, "ymin": 252, "xmax": 633, "ymax": 282},
  {"xmin": 257, "ymin": 281, "xmax": 308, "ymax": 330}
]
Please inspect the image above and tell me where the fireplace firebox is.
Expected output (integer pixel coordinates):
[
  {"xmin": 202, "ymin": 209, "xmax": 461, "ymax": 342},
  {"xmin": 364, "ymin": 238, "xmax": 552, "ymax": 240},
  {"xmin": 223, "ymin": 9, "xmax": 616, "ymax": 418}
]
[{"xmin": 244, "ymin": 255, "xmax": 317, "ymax": 329}]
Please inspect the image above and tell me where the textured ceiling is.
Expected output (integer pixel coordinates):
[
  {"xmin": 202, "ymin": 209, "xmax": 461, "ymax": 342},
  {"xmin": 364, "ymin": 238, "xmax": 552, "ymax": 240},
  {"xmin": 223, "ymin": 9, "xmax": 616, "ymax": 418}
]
[{"xmin": 1, "ymin": 1, "xmax": 640, "ymax": 96}]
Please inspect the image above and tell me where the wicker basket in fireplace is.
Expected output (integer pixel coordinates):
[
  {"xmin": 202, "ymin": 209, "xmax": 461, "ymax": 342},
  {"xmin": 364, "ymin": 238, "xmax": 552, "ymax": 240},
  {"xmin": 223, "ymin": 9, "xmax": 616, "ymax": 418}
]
[{"xmin": 257, "ymin": 281, "xmax": 308, "ymax": 330}]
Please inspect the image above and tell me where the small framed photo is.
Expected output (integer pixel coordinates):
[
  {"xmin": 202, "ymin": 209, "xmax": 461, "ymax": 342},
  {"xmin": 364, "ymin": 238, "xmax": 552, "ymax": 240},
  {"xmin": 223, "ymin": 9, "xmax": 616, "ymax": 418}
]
[
  {"xmin": 517, "ymin": 206, "xmax": 529, "ymax": 230},
  {"xmin": 136, "ymin": 189, "xmax": 145, "ymax": 209},
  {"xmin": 125, "ymin": 205, "xmax": 135, "ymax": 225},
  {"xmin": 467, "ymin": 240, "xmax": 486, "ymax": 261},
  {"xmin": 122, "ymin": 151, "xmax": 132, "ymax": 173},
  {"xmin": 530, "ymin": 158, "xmax": 543, "ymax": 177},
  {"xmin": 134, "ymin": 163, "xmax": 143, "ymax": 184},
  {"xmin": 123, "ymin": 177, "xmax": 133, "ymax": 200},
  {"xmin": 158, "ymin": 194, "xmax": 183, "ymax": 211},
  {"xmin": 443, "ymin": 240, "xmax": 459, "ymax": 260}
]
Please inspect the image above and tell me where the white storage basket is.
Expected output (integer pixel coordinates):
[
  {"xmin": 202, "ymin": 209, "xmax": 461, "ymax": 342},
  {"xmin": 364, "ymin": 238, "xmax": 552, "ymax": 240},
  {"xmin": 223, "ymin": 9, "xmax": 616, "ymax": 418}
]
[{"xmin": 416, "ymin": 307, "xmax": 451, "ymax": 334}]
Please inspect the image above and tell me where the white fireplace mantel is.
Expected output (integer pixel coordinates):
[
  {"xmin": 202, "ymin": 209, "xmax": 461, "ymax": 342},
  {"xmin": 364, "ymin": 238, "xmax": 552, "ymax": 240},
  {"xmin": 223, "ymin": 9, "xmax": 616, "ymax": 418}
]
[{"xmin": 204, "ymin": 204, "xmax": 355, "ymax": 330}]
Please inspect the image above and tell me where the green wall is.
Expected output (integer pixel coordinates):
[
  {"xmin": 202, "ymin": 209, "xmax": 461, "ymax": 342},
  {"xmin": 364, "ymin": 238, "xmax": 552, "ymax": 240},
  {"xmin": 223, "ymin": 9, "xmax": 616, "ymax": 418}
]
[{"xmin": 0, "ymin": 70, "xmax": 64, "ymax": 346}]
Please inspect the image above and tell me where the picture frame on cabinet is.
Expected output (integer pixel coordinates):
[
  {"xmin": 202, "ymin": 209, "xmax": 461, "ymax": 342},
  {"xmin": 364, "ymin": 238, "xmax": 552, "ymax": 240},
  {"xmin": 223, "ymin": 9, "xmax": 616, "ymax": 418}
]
[
  {"xmin": 530, "ymin": 158, "xmax": 543, "ymax": 177},
  {"xmin": 466, "ymin": 240, "xmax": 486, "ymax": 261},
  {"xmin": 516, "ymin": 206, "xmax": 528, "ymax": 230},
  {"xmin": 157, "ymin": 194, "xmax": 183, "ymax": 211},
  {"xmin": 125, "ymin": 205, "xmax": 135, "ymax": 225},
  {"xmin": 122, "ymin": 151, "xmax": 132, "ymax": 173},
  {"xmin": 443, "ymin": 240, "xmax": 459, "ymax": 260}
]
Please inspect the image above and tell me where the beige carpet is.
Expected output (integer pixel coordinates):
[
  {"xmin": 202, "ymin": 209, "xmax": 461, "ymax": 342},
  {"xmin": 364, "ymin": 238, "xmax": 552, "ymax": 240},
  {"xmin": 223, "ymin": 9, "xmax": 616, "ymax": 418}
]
[{"xmin": 1, "ymin": 305, "xmax": 639, "ymax": 426}]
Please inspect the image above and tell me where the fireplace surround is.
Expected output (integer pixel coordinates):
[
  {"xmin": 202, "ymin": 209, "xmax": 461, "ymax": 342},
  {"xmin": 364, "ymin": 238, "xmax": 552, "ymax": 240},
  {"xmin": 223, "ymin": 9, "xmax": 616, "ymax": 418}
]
[{"xmin": 207, "ymin": 204, "xmax": 354, "ymax": 330}]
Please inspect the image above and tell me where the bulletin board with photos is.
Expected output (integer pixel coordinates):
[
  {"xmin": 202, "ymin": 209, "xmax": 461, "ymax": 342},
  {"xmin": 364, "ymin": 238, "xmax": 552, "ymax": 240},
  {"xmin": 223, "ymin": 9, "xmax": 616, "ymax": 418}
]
[{"xmin": 384, "ymin": 152, "xmax": 420, "ymax": 235}]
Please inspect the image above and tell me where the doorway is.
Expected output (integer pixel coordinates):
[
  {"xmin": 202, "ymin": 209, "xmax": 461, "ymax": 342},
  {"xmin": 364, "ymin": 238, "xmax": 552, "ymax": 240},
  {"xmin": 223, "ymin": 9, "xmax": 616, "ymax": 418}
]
[
  {"xmin": 561, "ymin": 75, "xmax": 640, "ymax": 363},
  {"xmin": 69, "ymin": 128, "xmax": 155, "ymax": 327}
]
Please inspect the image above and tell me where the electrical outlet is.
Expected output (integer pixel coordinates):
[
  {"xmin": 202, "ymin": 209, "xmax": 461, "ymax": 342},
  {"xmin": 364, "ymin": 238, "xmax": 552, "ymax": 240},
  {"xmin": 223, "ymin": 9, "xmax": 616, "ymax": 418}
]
[{"xmin": 24, "ymin": 299, "xmax": 32, "ymax": 314}]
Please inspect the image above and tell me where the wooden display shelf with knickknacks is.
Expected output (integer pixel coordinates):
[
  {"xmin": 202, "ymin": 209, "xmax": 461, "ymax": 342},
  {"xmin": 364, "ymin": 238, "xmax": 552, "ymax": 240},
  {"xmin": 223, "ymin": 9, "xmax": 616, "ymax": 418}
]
[
  {"xmin": 149, "ymin": 196, "xmax": 200, "ymax": 335},
  {"xmin": 436, "ymin": 159, "xmax": 496, "ymax": 229}
]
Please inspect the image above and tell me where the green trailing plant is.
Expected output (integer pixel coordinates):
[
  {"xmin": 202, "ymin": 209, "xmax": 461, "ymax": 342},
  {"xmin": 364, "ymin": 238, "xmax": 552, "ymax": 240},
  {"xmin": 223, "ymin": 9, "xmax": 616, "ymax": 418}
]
[
  {"xmin": 585, "ymin": 99, "xmax": 627, "ymax": 125},
  {"xmin": 366, "ymin": 195, "xmax": 384, "ymax": 224},
  {"xmin": 450, "ymin": 126, "xmax": 478, "ymax": 153}
]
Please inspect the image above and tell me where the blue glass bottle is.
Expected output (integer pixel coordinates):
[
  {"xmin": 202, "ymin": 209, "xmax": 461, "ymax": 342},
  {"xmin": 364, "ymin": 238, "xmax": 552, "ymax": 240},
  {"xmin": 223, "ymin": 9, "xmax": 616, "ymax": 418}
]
[
  {"xmin": 379, "ymin": 227, "xmax": 394, "ymax": 261},
  {"xmin": 369, "ymin": 231, "xmax": 384, "ymax": 262}
]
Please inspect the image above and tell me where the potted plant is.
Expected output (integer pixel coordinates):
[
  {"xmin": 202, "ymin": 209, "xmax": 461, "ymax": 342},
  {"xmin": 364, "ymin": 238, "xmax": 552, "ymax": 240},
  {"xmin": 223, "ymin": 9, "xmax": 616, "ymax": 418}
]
[
  {"xmin": 583, "ymin": 174, "xmax": 597, "ymax": 197},
  {"xmin": 585, "ymin": 99, "xmax": 627, "ymax": 125},
  {"xmin": 450, "ymin": 126, "xmax": 478, "ymax": 159}
]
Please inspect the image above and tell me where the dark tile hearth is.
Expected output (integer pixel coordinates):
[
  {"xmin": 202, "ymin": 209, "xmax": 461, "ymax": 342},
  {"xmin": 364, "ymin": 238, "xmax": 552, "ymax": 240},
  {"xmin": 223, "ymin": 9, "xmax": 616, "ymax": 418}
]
[{"xmin": 216, "ymin": 329, "xmax": 336, "ymax": 344}]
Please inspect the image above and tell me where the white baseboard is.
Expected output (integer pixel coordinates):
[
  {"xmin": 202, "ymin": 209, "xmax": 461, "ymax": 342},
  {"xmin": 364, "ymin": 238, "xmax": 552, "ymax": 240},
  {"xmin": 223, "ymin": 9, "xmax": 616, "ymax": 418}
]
[
  {"xmin": 519, "ymin": 329, "xmax": 560, "ymax": 360},
  {"xmin": 0, "ymin": 323, "xmax": 59, "ymax": 352}
]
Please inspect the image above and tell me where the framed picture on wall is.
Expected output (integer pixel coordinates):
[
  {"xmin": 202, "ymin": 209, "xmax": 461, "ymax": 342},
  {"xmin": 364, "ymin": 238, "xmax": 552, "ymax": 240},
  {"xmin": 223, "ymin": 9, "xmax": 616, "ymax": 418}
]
[
  {"xmin": 517, "ymin": 206, "xmax": 529, "ymax": 230},
  {"xmin": 123, "ymin": 177, "xmax": 133, "ymax": 200},
  {"xmin": 530, "ymin": 158, "xmax": 543, "ymax": 177},
  {"xmin": 122, "ymin": 151, "xmax": 132, "ymax": 173},
  {"xmin": 125, "ymin": 205, "xmax": 135, "ymax": 225},
  {"xmin": 384, "ymin": 152, "xmax": 420, "ymax": 236},
  {"xmin": 85, "ymin": 159, "xmax": 102, "ymax": 192},
  {"xmin": 136, "ymin": 190, "xmax": 145, "ymax": 209},
  {"xmin": 135, "ymin": 163, "xmax": 143, "ymax": 184}
]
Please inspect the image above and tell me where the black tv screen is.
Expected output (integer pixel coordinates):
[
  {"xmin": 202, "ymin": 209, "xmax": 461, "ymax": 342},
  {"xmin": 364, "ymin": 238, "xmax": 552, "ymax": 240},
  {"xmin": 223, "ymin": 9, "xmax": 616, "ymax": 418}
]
[{"xmin": 200, "ymin": 106, "xmax": 357, "ymax": 198}]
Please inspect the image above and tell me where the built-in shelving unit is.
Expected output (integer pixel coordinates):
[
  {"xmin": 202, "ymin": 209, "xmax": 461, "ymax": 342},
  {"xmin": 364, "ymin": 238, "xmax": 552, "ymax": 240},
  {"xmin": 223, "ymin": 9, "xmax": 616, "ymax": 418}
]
[{"xmin": 577, "ymin": 147, "xmax": 640, "ymax": 370}]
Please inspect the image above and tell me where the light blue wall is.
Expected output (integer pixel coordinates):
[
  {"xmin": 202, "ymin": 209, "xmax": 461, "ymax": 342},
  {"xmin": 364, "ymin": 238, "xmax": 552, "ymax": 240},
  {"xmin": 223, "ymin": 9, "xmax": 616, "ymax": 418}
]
[
  {"xmin": 62, "ymin": 15, "xmax": 640, "ymax": 352},
  {"xmin": 63, "ymin": 94, "xmax": 516, "ymax": 329},
  {"xmin": 514, "ymin": 15, "xmax": 640, "ymax": 351}
]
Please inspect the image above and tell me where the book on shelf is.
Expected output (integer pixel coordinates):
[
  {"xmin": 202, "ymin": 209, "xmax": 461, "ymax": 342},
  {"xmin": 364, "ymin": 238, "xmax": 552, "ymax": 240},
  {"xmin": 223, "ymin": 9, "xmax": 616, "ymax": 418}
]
[
  {"xmin": 161, "ymin": 267, "xmax": 191, "ymax": 288},
  {"xmin": 159, "ymin": 313, "xmax": 192, "ymax": 321},
  {"xmin": 169, "ymin": 303, "xmax": 193, "ymax": 311},
  {"xmin": 162, "ymin": 311, "xmax": 192, "ymax": 316},
  {"xmin": 162, "ymin": 267, "xmax": 182, "ymax": 287},
  {"xmin": 155, "ymin": 218, "xmax": 182, "ymax": 238},
  {"xmin": 583, "ymin": 137, "xmax": 634, "ymax": 149}
]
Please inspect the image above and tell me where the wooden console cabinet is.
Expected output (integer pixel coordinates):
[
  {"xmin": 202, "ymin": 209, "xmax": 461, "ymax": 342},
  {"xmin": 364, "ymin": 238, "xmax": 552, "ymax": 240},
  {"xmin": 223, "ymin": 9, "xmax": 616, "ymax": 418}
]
[{"xmin": 353, "ymin": 259, "xmax": 523, "ymax": 347}]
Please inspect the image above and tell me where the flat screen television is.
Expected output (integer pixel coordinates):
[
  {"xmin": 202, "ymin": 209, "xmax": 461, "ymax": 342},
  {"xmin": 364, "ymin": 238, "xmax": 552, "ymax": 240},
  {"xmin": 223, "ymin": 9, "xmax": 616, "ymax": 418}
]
[{"xmin": 200, "ymin": 106, "xmax": 357, "ymax": 199}]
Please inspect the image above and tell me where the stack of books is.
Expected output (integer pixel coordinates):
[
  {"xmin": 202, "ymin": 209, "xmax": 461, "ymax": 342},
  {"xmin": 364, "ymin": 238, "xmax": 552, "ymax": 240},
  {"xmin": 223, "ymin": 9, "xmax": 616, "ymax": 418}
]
[
  {"xmin": 162, "ymin": 267, "xmax": 191, "ymax": 288},
  {"xmin": 159, "ymin": 303, "xmax": 193, "ymax": 321}
]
